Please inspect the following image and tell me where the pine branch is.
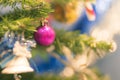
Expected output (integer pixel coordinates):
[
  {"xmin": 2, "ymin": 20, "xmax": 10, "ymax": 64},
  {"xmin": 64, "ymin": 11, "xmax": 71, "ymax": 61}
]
[
  {"xmin": 0, "ymin": 0, "xmax": 53, "ymax": 38},
  {"xmin": 53, "ymin": 30, "xmax": 113, "ymax": 56},
  {"xmin": 0, "ymin": 0, "xmax": 47, "ymax": 7}
]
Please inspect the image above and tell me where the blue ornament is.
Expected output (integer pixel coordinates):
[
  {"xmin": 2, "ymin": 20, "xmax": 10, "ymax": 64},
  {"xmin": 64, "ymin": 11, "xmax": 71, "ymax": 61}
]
[
  {"xmin": 31, "ymin": 55, "xmax": 65, "ymax": 74},
  {"xmin": 0, "ymin": 32, "xmax": 16, "ymax": 68},
  {"xmin": 70, "ymin": 0, "xmax": 113, "ymax": 34}
]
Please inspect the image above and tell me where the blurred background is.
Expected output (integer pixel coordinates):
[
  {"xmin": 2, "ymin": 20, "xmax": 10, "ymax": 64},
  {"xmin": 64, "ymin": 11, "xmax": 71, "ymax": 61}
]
[
  {"xmin": 92, "ymin": 0, "xmax": 120, "ymax": 80},
  {"xmin": 1, "ymin": 0, "xmax": 120, "ymax": 80},
  {"xmin": 96, "ymin": 35, "xmax": 120, "ymax": 80}
]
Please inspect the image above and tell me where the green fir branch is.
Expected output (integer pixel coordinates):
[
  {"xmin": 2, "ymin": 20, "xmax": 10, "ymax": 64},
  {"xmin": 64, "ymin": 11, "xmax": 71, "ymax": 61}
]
[
  {"xmin": 0, "ymin": 0, "xmax": 53, "ymax": 38},
  {"xmin": 53, "ymin": 30, "xmax": 112, "ymax": 56}
]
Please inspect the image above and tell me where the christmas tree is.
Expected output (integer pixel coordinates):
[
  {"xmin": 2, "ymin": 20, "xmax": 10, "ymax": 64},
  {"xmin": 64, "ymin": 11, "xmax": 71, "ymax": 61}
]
[{"xmin": 0, "ymin": 0, "xmax": 117, "ymax": 80}]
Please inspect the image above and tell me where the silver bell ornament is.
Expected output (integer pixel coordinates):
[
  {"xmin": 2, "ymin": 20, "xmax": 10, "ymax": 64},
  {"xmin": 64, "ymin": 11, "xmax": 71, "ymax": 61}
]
[
  {"xmin": 2, "ymin": 41, "xmax": 34, "ymax": 74},
  {"xmin": 0, "ymin": 32, "xmax": 36, "ymax": 80},
  {"xmin": 1, "ymin": 56, "xmax": 33, "ymax": 74}
]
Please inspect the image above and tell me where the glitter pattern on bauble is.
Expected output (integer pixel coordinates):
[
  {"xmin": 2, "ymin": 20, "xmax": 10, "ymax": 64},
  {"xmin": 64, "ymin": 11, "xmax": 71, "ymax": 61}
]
[{"xmin": 34, "ymin": 24, "xmax": 55, "ymax": 46}]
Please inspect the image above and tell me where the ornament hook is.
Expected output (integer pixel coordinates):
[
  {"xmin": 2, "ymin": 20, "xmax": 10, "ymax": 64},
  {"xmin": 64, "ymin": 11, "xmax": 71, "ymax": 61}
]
[{"xmin": 14, "ymin": 74, "xmax": 22, "ymax": 80}]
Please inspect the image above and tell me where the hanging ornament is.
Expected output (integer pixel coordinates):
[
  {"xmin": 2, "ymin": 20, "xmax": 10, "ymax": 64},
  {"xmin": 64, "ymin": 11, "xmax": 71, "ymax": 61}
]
[
  {"xmin": 84, "ymin": 1, "xmax": 96, "ymax": 21},
  {"xmin": 51, "ymin": 0, "xmax": 83, "ymax": 24},
  {"xmin": 0, "ymin": 31, "xmax": 16, "ymax": 69},
  {"xmin": 2, "ymin": 41, "xmax": 33, "ymax": 74},
  {"xmin": 71, "ymin": 0, "xmax": 113, "ymax": 34},
  {"xmin": 0, "ymin": 31, "xmax": 35, "ymax": 80},
  {"xmin": 34, "ymin": 21, "xmax": 55, "ymax": 46}
]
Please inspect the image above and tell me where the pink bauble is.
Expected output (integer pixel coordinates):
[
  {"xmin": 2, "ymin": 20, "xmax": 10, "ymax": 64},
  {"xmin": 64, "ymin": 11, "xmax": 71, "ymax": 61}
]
[{"xmin": 34, "ymin": 25, "xmax": 55, "ymax": 46}]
